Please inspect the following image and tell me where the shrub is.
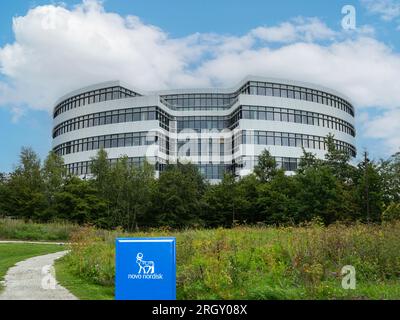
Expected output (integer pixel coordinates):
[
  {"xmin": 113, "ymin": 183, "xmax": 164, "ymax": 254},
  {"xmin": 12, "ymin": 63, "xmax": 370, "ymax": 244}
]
[
  {"xmin": 62, "ymin": 222, "xmax": 400, "ymax": 299},
  {"xmin": 0, "ymin": 218, "xmax": 80, "ymax": 241}
]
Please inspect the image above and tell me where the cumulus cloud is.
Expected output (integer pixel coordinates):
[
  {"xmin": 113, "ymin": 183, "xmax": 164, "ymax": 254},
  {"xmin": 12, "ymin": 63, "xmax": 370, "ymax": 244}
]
[
  {"xmin": 0, "ymin": 0, "xmax": 400, "ymax": 154},
  {"xmin": 251, "ymin": 17, "xmax": 337, "ymax": 43},
  {"xmin": 363, "ymin": 109, "xmax": 400, "ymax": 155},
  {"xmin": 362, "ymin": 0, "xmax": 400, "ymax": 21}
]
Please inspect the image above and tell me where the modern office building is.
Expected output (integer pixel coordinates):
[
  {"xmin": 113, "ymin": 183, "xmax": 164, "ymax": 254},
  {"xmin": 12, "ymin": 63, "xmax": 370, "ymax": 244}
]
[{"xmin": 52, "ymin": 76, "xmax": 356, "ymax": 182}]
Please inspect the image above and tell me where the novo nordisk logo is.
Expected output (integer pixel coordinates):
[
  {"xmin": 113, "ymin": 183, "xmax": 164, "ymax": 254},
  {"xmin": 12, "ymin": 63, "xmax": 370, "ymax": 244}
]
[
  {"xmin": 136, "ymin": 252, "xmax": 154, "ymax": 274},
  {"xmin": 127, "ymin": 253, "xmax": 163, "ymax": 280}
]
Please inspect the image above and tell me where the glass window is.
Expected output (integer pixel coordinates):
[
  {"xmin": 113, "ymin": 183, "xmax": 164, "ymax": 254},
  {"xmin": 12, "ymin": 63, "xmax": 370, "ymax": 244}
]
[
  {"xmin": 148, "ymin": 111, "xmax": 156, "ymax": 120},
  {"xmin": 259, "ymin": 135, "xmax": 267, "ymax": 145},
  {"xmin": 258, "ymin": 87, "xmax": 266, "ymax": 95},
  {"xmin": 275, "ymin": 135, "xmax": 282, "ymax": 146},
  {"xmin": 133, "ymin": 113, "xmax": 140, "ymax": 121}
]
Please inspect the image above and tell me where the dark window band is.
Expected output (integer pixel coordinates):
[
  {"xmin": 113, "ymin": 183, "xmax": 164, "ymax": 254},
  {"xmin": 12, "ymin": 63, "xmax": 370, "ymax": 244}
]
[
  {"xmin": 160, "ymin": 81, "xmax": 354, "ymax": 116},
  {"xmin": 234, "ymin": 130, "xmax": 356, "ymax": 157},
  {"xmin": 53, "ymin": 86, "xmax": 141, "ymax": 118},
  {"xmin": 54, "ymin": 131, "xmax": 169, "ymax": 156},
  {"xmin": 53, "ymin": 106, "xmax": 170, "ymax": 138},
  {"xmin": 65, "ymin": 157, "xmax": 166, "ymax": 176}
]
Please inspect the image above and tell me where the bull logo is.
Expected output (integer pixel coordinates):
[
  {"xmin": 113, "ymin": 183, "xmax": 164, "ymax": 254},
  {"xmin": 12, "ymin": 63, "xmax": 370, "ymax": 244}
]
[{"xmin": 136, "ymin": 253, "xmax": 155, "ymax": 275}]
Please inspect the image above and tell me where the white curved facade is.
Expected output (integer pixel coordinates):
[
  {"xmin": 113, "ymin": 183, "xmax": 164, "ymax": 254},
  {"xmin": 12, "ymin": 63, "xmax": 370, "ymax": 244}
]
[{"xmin": 52, "ymin": 76, "xmax": 356, "ymax": 181}]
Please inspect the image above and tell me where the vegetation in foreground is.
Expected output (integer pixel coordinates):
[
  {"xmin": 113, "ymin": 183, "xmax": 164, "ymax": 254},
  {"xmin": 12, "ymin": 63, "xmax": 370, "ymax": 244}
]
[
  {"xmin": 56, "ymin": 222, "xmax": 400, "ymax": 300},
  {"xmin": 0, "ymin": 243, "xmax": 64, "ymax": 291},
  {"xmin": 0, "ymin": 218, "xmax": 80, "ymax": 241}
]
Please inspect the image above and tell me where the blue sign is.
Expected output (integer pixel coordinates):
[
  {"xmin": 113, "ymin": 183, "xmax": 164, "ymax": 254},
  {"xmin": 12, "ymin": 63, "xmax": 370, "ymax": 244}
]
[{"xmin": 115, "ymin": 237, "xmax": 176, "ymax": 300}]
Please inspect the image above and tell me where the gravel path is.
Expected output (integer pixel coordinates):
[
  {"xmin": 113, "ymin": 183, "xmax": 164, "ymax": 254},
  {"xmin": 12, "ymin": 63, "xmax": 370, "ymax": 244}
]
[{"xmin": 0, "ymin": 251, "xmax": 78, "ymax": 300}]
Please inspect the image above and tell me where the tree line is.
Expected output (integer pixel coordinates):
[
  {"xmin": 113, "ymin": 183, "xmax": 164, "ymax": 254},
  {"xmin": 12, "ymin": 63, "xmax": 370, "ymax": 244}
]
[{"xmin": 0, "ymin": 135, "xmax": 399, "ymax": 230}]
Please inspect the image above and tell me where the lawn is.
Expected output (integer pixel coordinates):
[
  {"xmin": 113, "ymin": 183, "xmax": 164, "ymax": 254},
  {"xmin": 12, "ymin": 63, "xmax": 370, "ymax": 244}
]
[
  {"xmin": 54, "ymin": 257, "xmax": 114, "ymax": 300},
  {"xmin": 0, "ymin": 243, "xmax": 65, "ymax": 291}
]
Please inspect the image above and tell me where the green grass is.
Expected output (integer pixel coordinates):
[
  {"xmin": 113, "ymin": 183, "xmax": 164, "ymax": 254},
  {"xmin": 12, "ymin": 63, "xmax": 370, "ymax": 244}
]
[
  {"xmin": 55, "ymin": 256, "xmax": 114, "ymax": 300},
  {"xmin": 56, "ymin": 222, "xmax": 400, "ymax": 300},
  {"xmin": 0, "ymin": 243, "xmax": 65, "ymax": 291},
  {"xmin": 0, "ymin": 219, "xmax": 80, "ymax": 241}
]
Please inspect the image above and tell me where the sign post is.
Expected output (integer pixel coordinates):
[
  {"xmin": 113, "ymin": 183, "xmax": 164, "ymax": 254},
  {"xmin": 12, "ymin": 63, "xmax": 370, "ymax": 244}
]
[{"xmin": 115, "ymin": 237, "xmax": 176, "ymax": 300}]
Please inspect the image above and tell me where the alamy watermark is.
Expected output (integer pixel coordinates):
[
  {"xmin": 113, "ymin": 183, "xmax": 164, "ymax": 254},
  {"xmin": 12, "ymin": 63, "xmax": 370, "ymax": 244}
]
[
  {"xmin": 341, "ymin": 265, "xmax": 356, "ymax": 290},
  {"xmin": 41, "ymin": 265, "xmax": 57, "ymax": 290},
  {"xmin": 342, "ymin": 5, "xmax": 357, "ymax": 30}
]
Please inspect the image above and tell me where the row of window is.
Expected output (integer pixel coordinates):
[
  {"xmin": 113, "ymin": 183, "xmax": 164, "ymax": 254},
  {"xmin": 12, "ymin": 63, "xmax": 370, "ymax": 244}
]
[
  {"xmin": 54, "ymin": 128, "xmax": 355, "ymax": 159},
  {"xmin": 54, "ymin": 86, "xmax": 140, "ymax": 118},
  {"xmin": 177, "ymin": 139, "xmax": 229, "ymax": 157},
  {"xmin": 53, "ymin": 102, "xmax": 354, "ymax": 140},
  {"xmin": 64, "ymin": 156, "xmax": 298, "ymax": 179},
  {"xmin": 54, "ymin": 132, "xmax": 169, "ymax": 156},
  {"xmin": 240, "ymin": 81, "xmax": 354, "ymax": 116},
  {"xmin": 236, "ymin": 156, "xmax": 299, "ymax": 172},
  {"xmin": 65, "ymin": 157, "xmax": 166, "ymax": 176},
  {"xmin": 54, "ymin": 81, "xmax": 354, "ymax": 120},
  {"xmin": 161, "ymin": 93, "xmax": 237, "ymax": 110},
  {"xmin": 240, "ymin": 105, "xmax": 355, "ymax": 136},
  {"xmin": 235, "ymin": 131, "xmax": 356, "ymax": 157},
  {"xmin": 198, "ymin": 164, "xmax": 232, "ymax": 180},
  {"xmin": 65, "ymin": 158, "xmax": 231, "ymax": 180},
  {"xmin": 53, "ymin": 106, "xmax": 167, "ymax": 138},
  {"xmin": 159, "ymin": 81, "xmax": 354, "ymax": 116},
  {"xmin": 177, "ymin": 116, "xmax": 231, "ymax": 132}
]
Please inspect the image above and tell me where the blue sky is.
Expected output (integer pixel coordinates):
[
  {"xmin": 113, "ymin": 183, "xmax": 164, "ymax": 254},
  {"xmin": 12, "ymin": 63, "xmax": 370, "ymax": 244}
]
[{"xmin": 1, "ymin": 0, "xmax": 400, "ymax": 172}]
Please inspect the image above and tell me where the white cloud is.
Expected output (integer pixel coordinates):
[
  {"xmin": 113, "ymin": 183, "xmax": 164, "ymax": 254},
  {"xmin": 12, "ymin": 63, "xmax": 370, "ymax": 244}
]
[
  {"xmin": 363, "ymin": 109, "xmax": 400, "ymax": 155},
  {"xmin": 362, "ymin": 0, "xmax": 400, "ymax": 21},
  {"xmin": 0, "ymin": 0, "xmax": 400, "ymax": 154},
  {"xmin": 10, "ymin": 107, "xmax": 25, "ymax": 123},
  {"xmin": 251, "ymin": 17, "xmax": 337, "ymax": 43},
  {"xmin": 0, "ymin": 0, "xmax": 211, "ymax": 110}
]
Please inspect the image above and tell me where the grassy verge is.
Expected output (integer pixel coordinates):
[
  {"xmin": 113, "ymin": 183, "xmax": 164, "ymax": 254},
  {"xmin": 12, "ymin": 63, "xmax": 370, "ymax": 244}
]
[
  {"xmin": 0, "ymin": 243, "xmax": 65, "ymax": 291},
  {"xmin": 57, "ymin": 222, "xmax": 400, "ymax": 300},
  {"xmin": 55, "ymin": 256, "xmax": 114, "ymax": 300},
  {"xmin": 0, "ymin": 218, "xmax": 80, "ymax": 241}
]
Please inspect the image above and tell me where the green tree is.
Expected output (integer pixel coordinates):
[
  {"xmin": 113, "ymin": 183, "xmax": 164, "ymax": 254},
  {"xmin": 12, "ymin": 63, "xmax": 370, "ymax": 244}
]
[
  {"xmin": 54, "ymin": 176, "xmax": 107, "ymax": 225},
  {"xmin": 90, "ymin": 148, "xmax": 111, "ymax": 198},
  {"xmin": 0, "ymin": 173, "xmax": 9, "ymax": 217},
  {"xmin": 203, "ymin": 173, "xmax": 238, "ymax": 227},
  {"xmin": 129, "ymin": 160, "xmax": 156, "ymax": 230},
  {"xmin": 253, "ymin": 149, "xmax": 278, "ymax": 182},
  {"xmin": 154, "ymin": 162, "xmax": 205, "ymax": 228},
  {"xmin": 379, "ymin": 152, "xmax": 400, "ymax": 205},
  {"xmin": 294, "ymin": 165, "xmax": 348, "ymax": 224},
  {"xmin": 324, "ymin": 134, "xmax": 354, "ymax": 182},
  {"xmin": 106, "ymin": 157, "xmax": 156, "ymax": 230},
  {"xmin": 297, "ymin": 148, "xmax": 321, "ymax": 174},
  {"xmin": 354, "ymin": 152, "xmax": 384, "ymax": 222},
  {"xmin": 256, "ymin": 170, "xmax": 298, "ymax": 225},
  {"xmin": 42, "ymin": 151, "xmax": 66, "ymax": 220},
  {"xmin": 5, "ymin": 147, "xmax": 46, "ymax": 220}
]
